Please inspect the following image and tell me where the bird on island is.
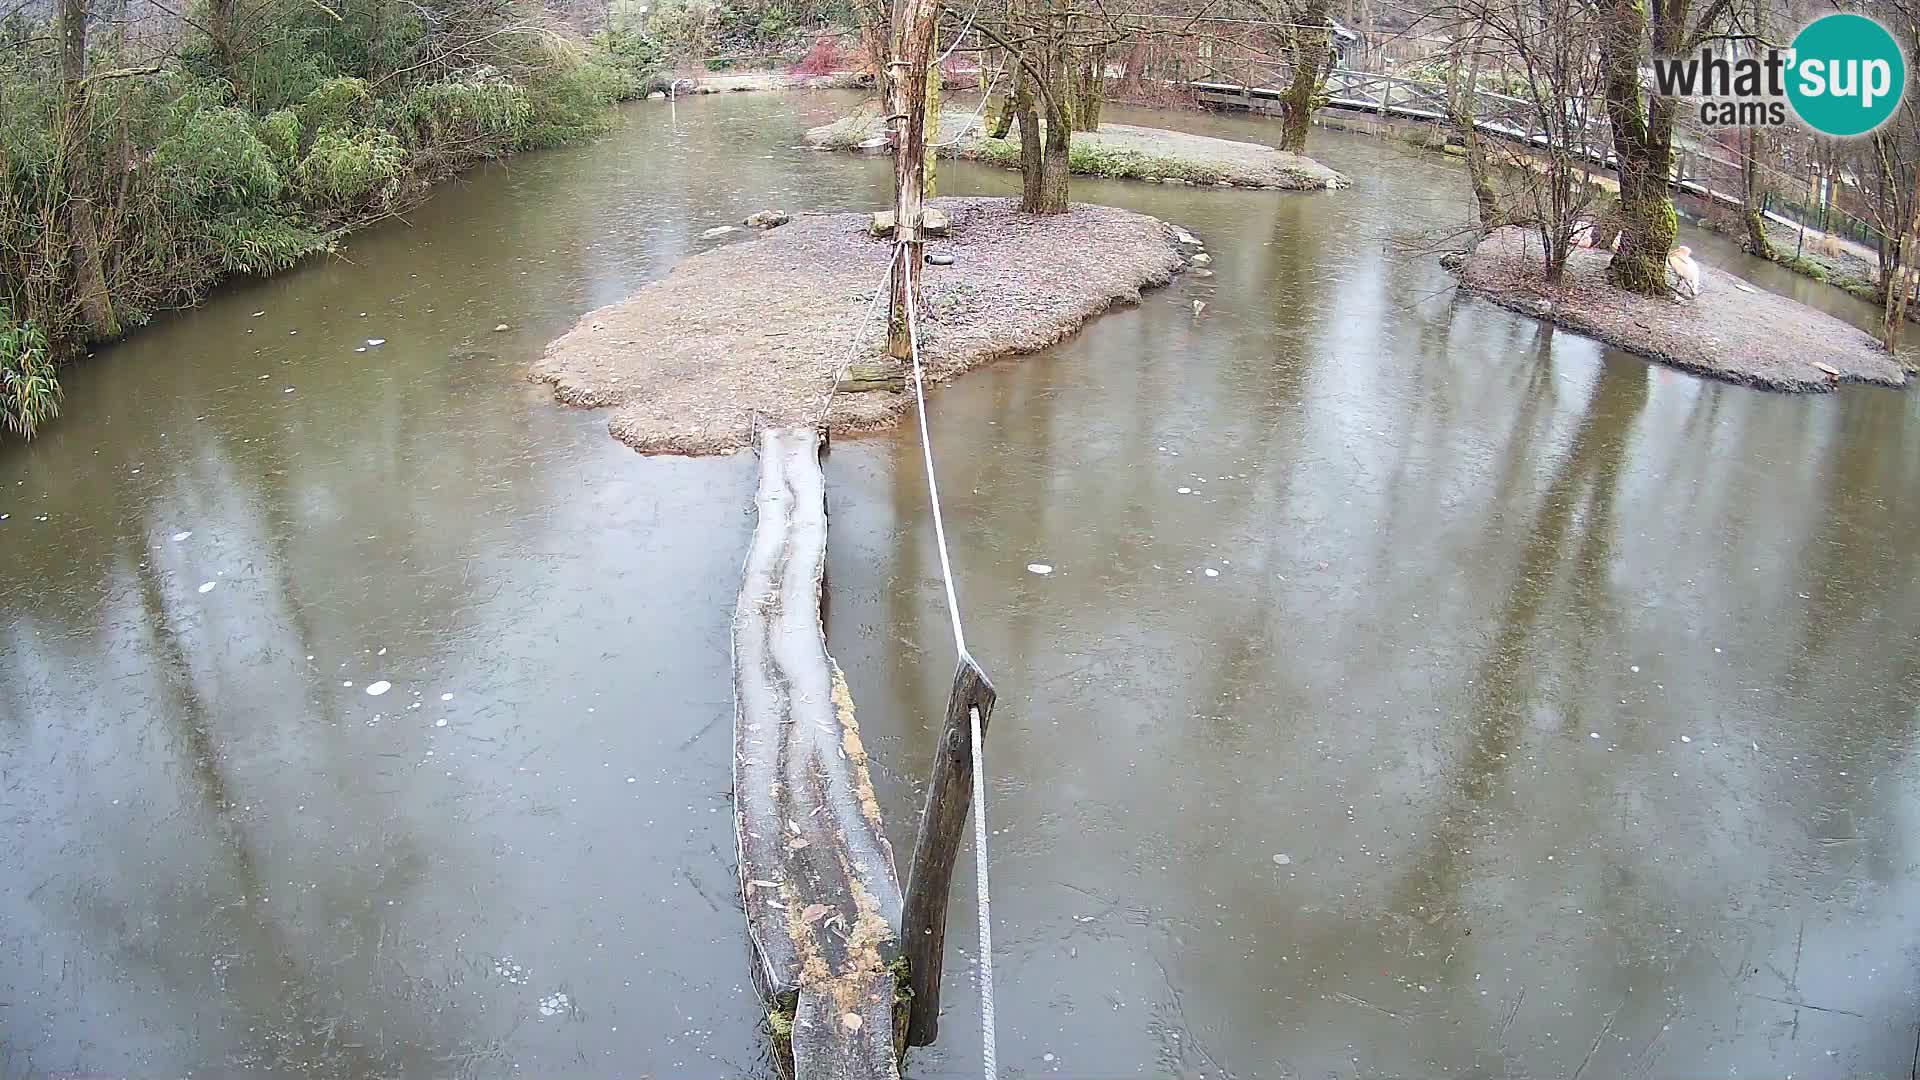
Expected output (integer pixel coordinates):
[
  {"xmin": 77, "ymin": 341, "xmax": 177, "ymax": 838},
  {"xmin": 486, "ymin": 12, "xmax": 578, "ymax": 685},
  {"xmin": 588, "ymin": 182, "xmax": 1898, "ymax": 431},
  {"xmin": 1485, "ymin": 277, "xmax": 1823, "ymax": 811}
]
[{"xmin": 1667, "ymin": 245, "xmax": 1702, "ymax": 299}]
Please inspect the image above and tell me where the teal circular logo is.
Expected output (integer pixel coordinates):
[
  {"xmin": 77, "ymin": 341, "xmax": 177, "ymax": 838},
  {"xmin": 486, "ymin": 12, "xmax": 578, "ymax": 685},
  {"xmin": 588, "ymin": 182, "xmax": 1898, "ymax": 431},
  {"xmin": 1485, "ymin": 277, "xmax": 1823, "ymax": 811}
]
[{"xmin": 1787, "ymin": 14, "xmax": 1907, "ymax": 136}]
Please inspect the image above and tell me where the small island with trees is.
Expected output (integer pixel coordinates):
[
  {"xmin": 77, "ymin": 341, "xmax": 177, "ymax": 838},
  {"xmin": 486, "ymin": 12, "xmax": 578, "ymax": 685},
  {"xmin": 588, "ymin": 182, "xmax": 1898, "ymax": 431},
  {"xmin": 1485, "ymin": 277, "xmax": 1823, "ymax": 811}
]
[{"xmin": 2, "ymin": 0, "xmax": 1915, "ymax": 443}]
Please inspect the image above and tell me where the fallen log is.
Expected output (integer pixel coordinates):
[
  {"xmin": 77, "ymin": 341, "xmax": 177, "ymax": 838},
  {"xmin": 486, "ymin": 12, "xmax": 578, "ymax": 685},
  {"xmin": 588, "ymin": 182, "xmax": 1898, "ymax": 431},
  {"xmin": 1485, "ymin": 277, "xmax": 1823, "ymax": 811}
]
[{"xmin": 733, "ymin": 426, "xmax": 907, "ymax": 1080}]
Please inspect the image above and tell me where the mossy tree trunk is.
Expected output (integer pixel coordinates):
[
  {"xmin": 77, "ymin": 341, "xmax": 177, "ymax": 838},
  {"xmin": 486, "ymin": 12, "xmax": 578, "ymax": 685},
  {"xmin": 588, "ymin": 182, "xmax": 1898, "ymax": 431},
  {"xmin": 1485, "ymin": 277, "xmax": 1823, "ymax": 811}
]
[
  {"xmin": 1069, "ymin": 43, "xmax": 1104, "ymax": 131},
  {"xmin": 986, "ymin": 57, "xmax": 1017, "ymax": 137},
  {"xmin": 1014, "ymin": 48, "xmax": 1046, "ymax": 211},
  {"xmin": 1599, "ymin": 0, "xmax": 1677, "ymax": 296},
  {"xmin": 1037, "ymin": 115, "xmax": 1069, "ymax": 211},
  {"xmin": 1032, "ymin": 15, "xmax": 1071, "ymax": 213},
  {"xmin": 1446, "ymin": 35, "xmax": 1500, "ymax": 230},
  {"xmin": 1276, "ymin": 1, "xmax": 1331, "ymax": 153}
]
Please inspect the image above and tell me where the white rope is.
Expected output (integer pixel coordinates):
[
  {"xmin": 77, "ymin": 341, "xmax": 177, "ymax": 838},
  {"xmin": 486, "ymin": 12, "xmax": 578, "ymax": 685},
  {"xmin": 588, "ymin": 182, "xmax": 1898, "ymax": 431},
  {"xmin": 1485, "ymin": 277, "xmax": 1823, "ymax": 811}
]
[
  {"xmin": 900, "ymin": 241, "xmax": 968, "ymax": 658},
  {"xmin": 900, "ymin": 244, "xmax": 996, "ymax": 1079},
  {"xmin": 969, "ymin": 701, "xmax": 996, "ymax": 1080},
  {"xmin": 933, "ymin": 0, "xmax": 983, "ymax": 64},
  {"xmin": 811, "ymin": 245, "xmax": 904, "ymax": 427}
]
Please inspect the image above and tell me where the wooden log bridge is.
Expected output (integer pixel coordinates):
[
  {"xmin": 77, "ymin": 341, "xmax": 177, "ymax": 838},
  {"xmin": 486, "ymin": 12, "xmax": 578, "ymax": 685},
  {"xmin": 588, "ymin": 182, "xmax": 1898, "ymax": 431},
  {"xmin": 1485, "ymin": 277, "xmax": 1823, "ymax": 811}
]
[{"xmin": 733, "ymin": 426, "xmax": 905, "ymax": 1079}]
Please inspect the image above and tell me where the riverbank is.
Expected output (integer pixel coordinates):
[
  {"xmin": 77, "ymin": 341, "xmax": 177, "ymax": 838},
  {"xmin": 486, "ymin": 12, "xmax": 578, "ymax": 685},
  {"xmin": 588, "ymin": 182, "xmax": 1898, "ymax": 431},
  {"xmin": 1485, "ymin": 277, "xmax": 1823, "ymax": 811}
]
[
  {"xmin": 0, "ymin": 26, "xmax": 654, "ymax": 439},
  {"xmin": 1449, "ymin": 226, "xmax": 1908, "ymax": 392},
  {"xmin": 533, "ymin": 197, "xmax": 1190, "ymax": 454},
  {"xmin": 805, "ymin": 109, "xmax": 1349, "ymax": 190}
]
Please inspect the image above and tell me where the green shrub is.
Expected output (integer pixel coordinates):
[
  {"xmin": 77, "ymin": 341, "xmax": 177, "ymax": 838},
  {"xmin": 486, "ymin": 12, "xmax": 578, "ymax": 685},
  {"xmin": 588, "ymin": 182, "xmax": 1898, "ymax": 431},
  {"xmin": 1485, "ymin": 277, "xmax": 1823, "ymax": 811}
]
[
  {"xmin": 394, "ymin": 80, "xmax": 532, "ymax": 157},
  {"xmin": 258, "ymin": 108, "xmax": 303, "ymax": 168},
  {"xmin": 516, "ymin": 53, "xmax": 619, "ymax": 149},
  {"xmin": 152, "ymin": 104, "xmax": 284, "ymax": 212},
  {"xmin": 1777, "ymin": 253, "xmax": 1830, "ymax": 281},
  {"xmin": 300, "ymin": 76, "xmax": 374, "ymax": 135},
  {"xmin": 0, "ymin": 313, "xmax": 58, "ymax": 440},
  {"xmin": 241, "ymin": 27, "xmax": 335, "ymax": 112},
  {"xmin": 594, "ymin": 28, "xmax": 669, "ymax": 99},
  {"xmin": 294, "ymin": 127, "xmax": 405, "ymax": 210},
  {"xmin": 642, "ymin": 0, "xmax": 723, "ymax": 54},
  {"xmin": 205, "ymin": 210, "xmax": 331, "ymax": 274}
]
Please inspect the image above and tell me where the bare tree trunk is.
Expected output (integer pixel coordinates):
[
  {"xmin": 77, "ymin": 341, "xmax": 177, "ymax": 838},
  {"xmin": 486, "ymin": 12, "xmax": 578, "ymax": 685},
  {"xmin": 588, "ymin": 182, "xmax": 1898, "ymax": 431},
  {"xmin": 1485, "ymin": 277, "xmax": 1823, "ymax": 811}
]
[
  {"xmin": 924, "ymin": 61, "xmax": 940, "ymax": 197},
  {"xmin": 1742, "ymin": 128, "xmax": 1775, "ymax": 259},
  {"xmin": 1121, "ymin": 35, "xmax": 1146, "ymax": 95},
  {"xmin": 1886, "ymin": 231, "xmax": 1912, "ymax": 348},
  {"xmin": 1739, "ymin": 0, "xmax": 1773, "ymax": 261},
  {"xmin": 858, "ymin": 0, "xmax": 891, "ymax": 100},
  {"xmin": 1885, "ymin": 169, "xmax": 1919, "ymax": 347},
  {"xmin": 207, "ymin": 0, "xmax": 247, "ymax": 92},
  {"xmin": 1276, "ymin": 0, "xmax": 1331, "ymax": 153},
  {"xmin": 60, "ymin": 0, "xmax": 119, "ymax": 341}
]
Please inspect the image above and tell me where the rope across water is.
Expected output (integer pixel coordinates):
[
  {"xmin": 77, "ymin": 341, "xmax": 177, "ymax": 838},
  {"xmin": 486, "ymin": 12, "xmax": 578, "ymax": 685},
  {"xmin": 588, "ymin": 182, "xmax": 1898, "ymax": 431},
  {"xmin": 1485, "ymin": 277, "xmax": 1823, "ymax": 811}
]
[
  {"xmin": 814, "ymin": 234, "xmax": 998, "ymax": 1079},
  {"xmin": 901, "ymin": 241, "xmax": 997, "ymax": 1080}
]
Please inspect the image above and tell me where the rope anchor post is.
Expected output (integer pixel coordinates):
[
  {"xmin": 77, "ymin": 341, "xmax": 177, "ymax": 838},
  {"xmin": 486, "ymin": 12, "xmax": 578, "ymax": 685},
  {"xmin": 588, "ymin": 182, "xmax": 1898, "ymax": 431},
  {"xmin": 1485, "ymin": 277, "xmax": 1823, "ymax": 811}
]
[
  {"xmin": 896, "ymin": 210, "xmax": 998, "ymax": 1075},
  {"xmin": 901, "ymin": 653, "xmax": 997, "ymax": 1047}
]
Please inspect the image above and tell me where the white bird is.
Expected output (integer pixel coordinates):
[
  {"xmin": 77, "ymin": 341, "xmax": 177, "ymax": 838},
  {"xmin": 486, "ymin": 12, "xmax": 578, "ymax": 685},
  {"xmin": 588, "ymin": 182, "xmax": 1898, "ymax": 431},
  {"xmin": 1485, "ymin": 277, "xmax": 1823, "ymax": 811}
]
[{"xmin": 1667, "ymin": 245, "xmax": 1702, "ymax": 299}]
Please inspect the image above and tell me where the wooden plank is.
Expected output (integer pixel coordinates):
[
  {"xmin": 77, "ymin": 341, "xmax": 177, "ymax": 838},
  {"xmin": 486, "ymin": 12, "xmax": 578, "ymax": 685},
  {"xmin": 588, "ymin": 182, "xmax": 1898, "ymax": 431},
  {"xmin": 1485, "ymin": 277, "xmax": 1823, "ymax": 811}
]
[
  {"xmin": 900, "ymin": 655, "xmax": 997, "ymax": 1046},
  {"xmin": 733, "ymin": 426, "xmax": 904, "ymax": 1080}
]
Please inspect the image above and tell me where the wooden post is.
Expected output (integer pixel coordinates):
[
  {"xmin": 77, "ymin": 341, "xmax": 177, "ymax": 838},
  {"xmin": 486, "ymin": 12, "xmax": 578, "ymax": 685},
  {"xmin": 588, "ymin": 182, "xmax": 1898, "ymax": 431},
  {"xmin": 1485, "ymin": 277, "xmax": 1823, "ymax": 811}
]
[
  {"xmin": 886, "ymin": 0, "xmax": 939, "ymax": 361},
  {"xmin": 900, "ymin": 655, "xmax": 997, "ymax": 1046}
]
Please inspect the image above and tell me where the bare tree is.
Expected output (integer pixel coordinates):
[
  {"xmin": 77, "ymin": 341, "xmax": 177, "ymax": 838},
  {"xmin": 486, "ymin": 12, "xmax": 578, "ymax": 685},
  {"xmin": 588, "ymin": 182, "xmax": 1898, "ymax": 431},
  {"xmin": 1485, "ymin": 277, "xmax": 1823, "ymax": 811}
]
[{"xmin": 1436, "ymin": 0, "xmax": 1608, "ymax": 282}]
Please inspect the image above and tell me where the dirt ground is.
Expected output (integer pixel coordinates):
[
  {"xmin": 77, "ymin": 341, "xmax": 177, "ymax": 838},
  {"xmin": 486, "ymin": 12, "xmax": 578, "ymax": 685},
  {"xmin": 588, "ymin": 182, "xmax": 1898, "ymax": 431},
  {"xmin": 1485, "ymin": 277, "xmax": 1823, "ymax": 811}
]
[
  {"xmin": 1450, "ymin": 227, "xmax": 1909, "ymax": 392},
  {"xmin": 805, "ymin": 109, "xmax": 1349, "ymax": 190},
  {"xmin": 532, "ymin": 198, "xmax": 1189, "ymax": 454}
]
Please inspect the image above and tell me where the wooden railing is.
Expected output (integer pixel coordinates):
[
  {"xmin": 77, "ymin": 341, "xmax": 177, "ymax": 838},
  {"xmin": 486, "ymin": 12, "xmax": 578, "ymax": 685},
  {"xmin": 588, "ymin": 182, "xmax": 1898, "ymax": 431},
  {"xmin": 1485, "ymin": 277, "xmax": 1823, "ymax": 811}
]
[{"xmin": 1187, "ymin": 59, "xmax": 1788, "ymax": 220}]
